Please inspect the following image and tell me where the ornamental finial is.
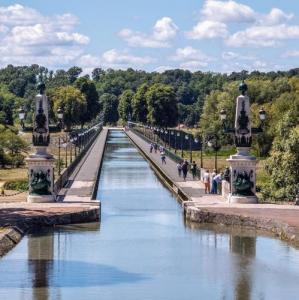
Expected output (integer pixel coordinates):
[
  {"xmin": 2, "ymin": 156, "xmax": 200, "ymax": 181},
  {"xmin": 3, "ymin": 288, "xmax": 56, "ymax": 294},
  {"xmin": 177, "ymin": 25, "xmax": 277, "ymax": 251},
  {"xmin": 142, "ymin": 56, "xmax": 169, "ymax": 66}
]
[{"xmin": 238, "ymin": 80, "xmax": 248, "ymax": 95}]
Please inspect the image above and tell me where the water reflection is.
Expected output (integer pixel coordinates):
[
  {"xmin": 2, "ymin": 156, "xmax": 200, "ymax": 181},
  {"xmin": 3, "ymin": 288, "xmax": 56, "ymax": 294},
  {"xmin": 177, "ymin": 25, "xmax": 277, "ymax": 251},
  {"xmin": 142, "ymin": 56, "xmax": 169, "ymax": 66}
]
[
  {"xmin": 230, "ymin": 234, "xmax": 256, "ymax": 300},
  {"xmin": 28, "ymin": 232, "xmax": 54, "ymax": 300}
]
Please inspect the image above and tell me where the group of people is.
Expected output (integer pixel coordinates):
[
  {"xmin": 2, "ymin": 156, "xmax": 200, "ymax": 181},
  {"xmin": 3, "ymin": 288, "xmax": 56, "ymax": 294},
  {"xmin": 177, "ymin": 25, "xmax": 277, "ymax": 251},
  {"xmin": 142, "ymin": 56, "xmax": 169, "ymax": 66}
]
[
  {"xmin": 203, "ymin": 169, "xmax": 223, "ymax": 194},
  {"xmin": 149, "ymin": 141, "xmax": 225, "ymax": 193},
  {"xmin": 177, "ymin": 160, "xmax": 197, "ymax": 181},
  {"xmin": 150, "ymin": 143, "xmax": 166, "ymax": 164}
]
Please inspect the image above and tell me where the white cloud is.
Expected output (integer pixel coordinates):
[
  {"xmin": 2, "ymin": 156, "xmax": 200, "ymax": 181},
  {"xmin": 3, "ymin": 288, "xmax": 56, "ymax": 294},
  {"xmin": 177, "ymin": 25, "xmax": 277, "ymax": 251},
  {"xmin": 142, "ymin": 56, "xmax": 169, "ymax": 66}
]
[
  {"xmin": 259, "ymin": 8, "xmax": 293, "ymax": 26},
  {"xmin": 201, "ymin": 0, "xmax": 256, "ymax": 23},
  {"xmin": 171, "ymin": 46, "xmax": 211, "ymax": 61},
  {"xmin": 0, "ymin": 4, "xmax": 88, "ymax": 68},
  {"xmin": 119, "ymin": 17, "xmax": 178, "ymax": 48},
  {"xmin": 154, "ymin": 66, "xmax": 174, "ymax": 73},
  {"xmin": 222, "ymin": 51, "xmax": 255, "ymax": 60},
  {"xmin": 186, "ymin": 20, "xmax": 228, "ymax": 40},
  {"xmin": 226, "ymin": 24, "xmax": 299, "ymax": 47},
  {"xmin": 282, "ymin": 50, "xmax": 299, "ymax": 58},
  {"xmin": 77, "ymin": 49, "xmax": 154, "ymax": 71},
  {"xmin": 102, "ymin": 49, "xmax": 153, "ymax": 66},
  {"xmin": 170, "ymin": 46, "xmax": 213, "ymax": 71}
]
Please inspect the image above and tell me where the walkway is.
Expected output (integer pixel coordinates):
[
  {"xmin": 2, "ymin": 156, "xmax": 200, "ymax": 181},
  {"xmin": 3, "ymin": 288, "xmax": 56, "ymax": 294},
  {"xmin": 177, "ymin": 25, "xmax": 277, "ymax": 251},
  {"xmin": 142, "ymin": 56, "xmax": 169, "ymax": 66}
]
[{"xmin": 60, "ymin": 127, "xmax": 108, "ymax": 204}]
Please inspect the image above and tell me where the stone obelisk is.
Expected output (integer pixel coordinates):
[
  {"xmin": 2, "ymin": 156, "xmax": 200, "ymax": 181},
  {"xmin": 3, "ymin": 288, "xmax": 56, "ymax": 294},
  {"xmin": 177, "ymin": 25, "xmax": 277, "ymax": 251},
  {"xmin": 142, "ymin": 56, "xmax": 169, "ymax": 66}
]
[
  {"xmin": 227, "ymin": 82, "xmax": 257, "ymax": 204},
  {"xmin": 26, "ymin": 83, "xmax": 56, "ymax": 203}
]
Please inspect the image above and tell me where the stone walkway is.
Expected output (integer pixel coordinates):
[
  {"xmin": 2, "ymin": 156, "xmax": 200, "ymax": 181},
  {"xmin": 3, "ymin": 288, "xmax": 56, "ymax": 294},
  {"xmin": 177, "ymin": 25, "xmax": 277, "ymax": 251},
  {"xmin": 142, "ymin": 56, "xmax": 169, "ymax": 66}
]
[
  {"xmin": 127, "ymin": 129, "xmax": 299, "ymax": 244},
  {"xmin": 60, "ymin": 127, "xmax": 108, "ymax": 203}
]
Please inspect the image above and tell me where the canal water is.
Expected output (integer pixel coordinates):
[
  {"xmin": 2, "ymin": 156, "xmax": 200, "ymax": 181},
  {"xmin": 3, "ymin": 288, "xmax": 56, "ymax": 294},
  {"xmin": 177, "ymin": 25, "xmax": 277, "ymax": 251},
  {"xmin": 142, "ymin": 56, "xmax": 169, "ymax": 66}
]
[{"xmin": 0, "ymin": 130, "xmax": 299, "ymax": 300}]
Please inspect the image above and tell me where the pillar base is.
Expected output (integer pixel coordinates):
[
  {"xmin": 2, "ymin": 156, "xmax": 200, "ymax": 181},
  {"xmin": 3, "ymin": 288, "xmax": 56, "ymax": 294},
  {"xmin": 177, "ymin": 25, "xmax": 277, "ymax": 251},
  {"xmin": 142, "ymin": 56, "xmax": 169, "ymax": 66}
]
[
  {"xmin": 27, "ymin": 194, "xmax": 56, "ymax": 203},
  {"xmin": 228, "ymin": 194, "xmax": 258, "ymax": 204}
]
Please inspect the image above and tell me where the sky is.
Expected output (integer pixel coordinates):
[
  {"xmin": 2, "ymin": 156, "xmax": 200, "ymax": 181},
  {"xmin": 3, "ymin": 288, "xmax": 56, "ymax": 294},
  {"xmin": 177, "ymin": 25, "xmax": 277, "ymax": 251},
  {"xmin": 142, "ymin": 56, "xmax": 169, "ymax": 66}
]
[{"xmin": 0, "ymin": 0, "xmax": 299, "ymax": 73}]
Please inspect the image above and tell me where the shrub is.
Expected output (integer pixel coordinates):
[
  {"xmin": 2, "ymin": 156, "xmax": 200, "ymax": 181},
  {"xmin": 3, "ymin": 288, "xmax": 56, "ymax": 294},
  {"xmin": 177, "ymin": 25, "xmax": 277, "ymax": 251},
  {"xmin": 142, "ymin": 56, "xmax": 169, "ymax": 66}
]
[{"xmin": 4, "ymin": 180, "xmax": 28, "ymax": 191}]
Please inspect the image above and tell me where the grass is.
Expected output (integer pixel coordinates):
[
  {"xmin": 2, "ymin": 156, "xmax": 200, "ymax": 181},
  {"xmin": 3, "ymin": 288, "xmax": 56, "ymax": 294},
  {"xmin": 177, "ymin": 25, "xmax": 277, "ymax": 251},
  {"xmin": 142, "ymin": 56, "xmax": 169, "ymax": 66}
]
[{"xmin": 0, "ymin": 168, "xmax": 27, "ymax": 184}]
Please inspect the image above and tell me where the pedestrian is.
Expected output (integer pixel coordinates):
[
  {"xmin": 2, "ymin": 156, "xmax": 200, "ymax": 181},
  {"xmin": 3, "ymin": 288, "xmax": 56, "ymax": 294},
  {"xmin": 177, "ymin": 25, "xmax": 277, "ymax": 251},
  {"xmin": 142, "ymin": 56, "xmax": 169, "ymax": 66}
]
[
  {"xmin": 224, "ymin": 167, "xmax": 230, "ymax": 183},
  {"xmin": 191, "ymin": 161, "xmax": 197, "ymax": 180},
  {"xmin": 203, "ymin": 170, "xmax": 210, "ymax": 194},
  {"xmin": 150, "ymin": 143, "xmax": 153, "ymax": 153},
  {"xmin": 213, "ymin": 172, "xmax": 223, "ymax": 194},
  {"xmin": 181, "ymin": 160, "xmax": 189, "ymax": 181},
  {"xmin": 154, "ymin": 143, "xmax": 158, "ymax": 153},
  {"xmin": 211, "ymin": 169, "xmax": 217, "ymax": 194},
  {"xmin": 161, "ymin": 151, "xmax": 166, "ymax": 164},
  {"xmin": 177, "ymin": 161, "xmax": 182, "ymax": 177}
]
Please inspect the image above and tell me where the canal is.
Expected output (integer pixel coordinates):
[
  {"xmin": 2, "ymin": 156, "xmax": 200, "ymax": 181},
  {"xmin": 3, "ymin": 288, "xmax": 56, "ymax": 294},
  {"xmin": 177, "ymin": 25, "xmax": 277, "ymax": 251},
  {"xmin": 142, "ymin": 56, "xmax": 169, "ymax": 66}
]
[{"xmin": 0, "ymin": 130, "xmax": 299, "ymax": 300}]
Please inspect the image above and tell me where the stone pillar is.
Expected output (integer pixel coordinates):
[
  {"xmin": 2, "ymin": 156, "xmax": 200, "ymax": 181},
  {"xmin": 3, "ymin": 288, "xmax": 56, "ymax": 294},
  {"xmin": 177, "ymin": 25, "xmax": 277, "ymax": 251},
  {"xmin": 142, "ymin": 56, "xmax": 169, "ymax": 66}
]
[
  {"xmin": 26, "ymin": 83, "xmax": 56, "ymax": 203},
  {"xmin": 227, "ymin": 82, "xmax": 257, "ymax": 204}
]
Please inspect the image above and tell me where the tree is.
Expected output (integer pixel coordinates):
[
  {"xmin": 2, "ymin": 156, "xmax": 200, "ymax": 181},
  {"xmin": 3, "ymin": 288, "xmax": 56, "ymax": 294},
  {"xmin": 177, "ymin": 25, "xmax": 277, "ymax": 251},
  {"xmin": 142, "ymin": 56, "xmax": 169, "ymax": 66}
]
[
  {"xmin": 145, "ymin": 83, "xmax": 178, "ymax": 127},
  {"xmin": 67, "ymin": 66, "xmax": 82, "ymax": 84},
  {"xmin": 99, "ymin": 93, "xmax": 119, "ymax": 124},
  {"xmin": 132, "ymin": 84, "xmax": 148, "ymax": 123},
  {"xmin": 118, "ymin": 90, "xmax": 134, "ymax": 121},
  {"xmin": 92, "ymin": 68, "xmax": 105, "ymax": 81},
  {"xmin": 265, "ymin": 123, "xmax": 299, "ymax": 201},
  {"xmin": 51, "ymin": 86, "xmax": 87, "ymax": 130},
  {"xmin": 74, "ymin": 77, "xmax": 100, "ymax": 126}
]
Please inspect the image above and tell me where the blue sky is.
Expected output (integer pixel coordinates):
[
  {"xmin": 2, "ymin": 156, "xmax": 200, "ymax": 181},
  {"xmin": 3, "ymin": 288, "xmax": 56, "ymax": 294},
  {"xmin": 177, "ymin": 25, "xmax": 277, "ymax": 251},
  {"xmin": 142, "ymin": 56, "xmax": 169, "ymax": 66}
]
[{"xmin": 0, "ymin": 0, "xmax": 299, "ymax": 73}]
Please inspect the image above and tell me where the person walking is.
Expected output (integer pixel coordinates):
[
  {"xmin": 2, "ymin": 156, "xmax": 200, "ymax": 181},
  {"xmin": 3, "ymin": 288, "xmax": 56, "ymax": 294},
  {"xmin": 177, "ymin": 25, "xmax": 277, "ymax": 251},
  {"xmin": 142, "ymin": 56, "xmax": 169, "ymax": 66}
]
[
  {"xmin": 161, "ymin": 151, "xmax": 166, "ymax": 164},
  {"xmin": 211, "ymin": 169, "xmax": 217, "ymax": 194},
  {"xmin": 203, "ymin": 170, "xmax": 210, "ymax": 194},
  {"xmin": 177, "ymin": 161, "xmax": 182, "ymax": 177},
  {"xmin": 181, "ymin": 160, "xmax": 189, "ymax": 181},
  {"xmin": 150, "ymin": 143, "xmax": 153, "ymax": 153},
  {"xmin": 191, "ymin": 161, "xmax": 197, "ymax": 180},
  {"xmin": 154, "ymin": 143, "xmax": 158, "ymax": 153},
  {"xmin": 213, "ymin": 172, "xmax": 223, "ymax": 194}
]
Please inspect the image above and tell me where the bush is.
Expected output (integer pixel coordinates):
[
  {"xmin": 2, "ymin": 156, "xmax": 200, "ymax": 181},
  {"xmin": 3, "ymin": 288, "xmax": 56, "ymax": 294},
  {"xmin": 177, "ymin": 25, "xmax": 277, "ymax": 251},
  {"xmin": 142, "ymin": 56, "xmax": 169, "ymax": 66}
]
[{"xmin": 4, "ymin": 180, "xmax": 28, "ymax": 191}]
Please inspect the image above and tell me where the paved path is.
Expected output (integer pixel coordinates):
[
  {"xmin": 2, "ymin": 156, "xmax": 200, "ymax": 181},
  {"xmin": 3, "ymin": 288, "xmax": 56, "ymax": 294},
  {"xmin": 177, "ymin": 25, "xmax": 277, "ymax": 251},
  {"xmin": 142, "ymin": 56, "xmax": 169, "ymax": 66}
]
[
  {"xmin": 61, "ymin": 127, "xmax": 108, "ymax": 203},
  {"xmin": 126, "ymin": 130, "xmax": 224, "ymax": 204}
]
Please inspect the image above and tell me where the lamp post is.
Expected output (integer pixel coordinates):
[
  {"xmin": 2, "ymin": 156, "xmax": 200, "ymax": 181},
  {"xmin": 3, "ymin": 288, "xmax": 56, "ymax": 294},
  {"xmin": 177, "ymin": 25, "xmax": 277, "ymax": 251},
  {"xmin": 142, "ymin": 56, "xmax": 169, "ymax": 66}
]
[
  {"xmin": 18, "ymin": 107, "xmax": 25, "ymax": 130},
  {"xmin": 57, "ymin": 107, "xmax": 64, "ymax": 131},
  {"xmin": 220, "ymin": 81, "xmax": 266, "ymax": 203},
  {"xmin": 207, "ymin": 134, "xmax": 221, "ymax": 172}
]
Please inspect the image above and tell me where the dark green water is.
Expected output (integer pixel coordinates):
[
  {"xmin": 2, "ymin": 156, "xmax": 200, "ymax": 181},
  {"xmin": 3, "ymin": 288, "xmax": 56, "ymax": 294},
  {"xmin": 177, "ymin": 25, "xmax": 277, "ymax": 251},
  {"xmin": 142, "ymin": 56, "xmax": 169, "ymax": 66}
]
[{"xmin": 0, "ymin": 130, "xmax": 299, "ymax": 300}]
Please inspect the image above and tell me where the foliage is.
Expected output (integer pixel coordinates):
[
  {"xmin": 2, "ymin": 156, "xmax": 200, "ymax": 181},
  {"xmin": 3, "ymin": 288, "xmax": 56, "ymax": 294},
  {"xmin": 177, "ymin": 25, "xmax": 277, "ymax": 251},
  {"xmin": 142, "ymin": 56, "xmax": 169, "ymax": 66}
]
[
  {"xmin": 74, "ymin": 77, "xmax": 100, "ymax": 126},
  {"xmin": 145, "ymin": 83, "xmax": 178, "ymax": 127},
  {"xmin": 132, "ymin": 84, "xmax": 148, "ymax": 123},
  {"xmin": 4, "ymin": 180, "xmax": 28, "ymax": 191},
  {"xmin": 99, "ymin": 93, "xmax": 119, "ymax": 124},
  {"xmin": 118, "ymin": 89, "xmax": 134, "ymax": 121},
  {"xmin": 263, "ymin": 125, "xmax": 299, "ymax": 200},
  {"xmin": 51, "ymin": 86, "xmax": 87, "ymax": 130}
]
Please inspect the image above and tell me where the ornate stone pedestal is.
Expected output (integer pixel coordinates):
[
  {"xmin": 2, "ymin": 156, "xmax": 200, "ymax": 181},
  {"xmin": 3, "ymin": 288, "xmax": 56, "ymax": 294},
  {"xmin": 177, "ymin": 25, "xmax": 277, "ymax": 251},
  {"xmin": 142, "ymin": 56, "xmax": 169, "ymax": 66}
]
[
  {"xmin": 227, "ymin": 148, "xmax": 257, "ymax": 204},
  {"xmin": 26, "ymin": 153, "xmax": 55, "ymax": 203},
  {"xmin": 26, "ymin": 83, "xmax": 56, "ymax": 203}
]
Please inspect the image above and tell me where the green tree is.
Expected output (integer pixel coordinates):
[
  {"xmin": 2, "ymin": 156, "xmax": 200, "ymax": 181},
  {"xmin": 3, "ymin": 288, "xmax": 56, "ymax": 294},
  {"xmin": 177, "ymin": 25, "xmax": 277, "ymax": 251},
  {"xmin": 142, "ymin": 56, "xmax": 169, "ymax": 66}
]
[
  {"xmin": 118, "ymin": 90, "xmax": 134, "ymax": 121},
  {"xmin": 51, "ymin": 86, "xmax": 87, "ymax": 130},
  {"xmin": 74, "ymin": 77, "xmax": 100, "ymax": 126},
  {"xmin": 265, "ymin": 123, "xmax": 299, "ymax": 201},
  {"xmin": 132, "ymin": 84, "xmax": 148, "ymax": 123},
  {"xmin": 100, "ymin": 93, "xmax": 119, "ymax": 124},
  {"xmin": 145, "ymin": 83, "xmax": 178, "ymax": 127}
]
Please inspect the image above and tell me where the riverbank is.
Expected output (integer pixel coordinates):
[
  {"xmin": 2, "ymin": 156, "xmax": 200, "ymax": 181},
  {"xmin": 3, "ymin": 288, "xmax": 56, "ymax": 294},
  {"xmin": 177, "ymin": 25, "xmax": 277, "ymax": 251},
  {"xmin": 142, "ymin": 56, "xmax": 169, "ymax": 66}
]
[
  {"xmin": 0, "ymin": 128, "xmax": 108, "ymax": 257},
  {"xmin": 127, "ymin": 128, "xmax": 299, "ymax": 246},
  {"xmin": 0, "ymin": 202, "xmax": 99, "ymax": 257}
]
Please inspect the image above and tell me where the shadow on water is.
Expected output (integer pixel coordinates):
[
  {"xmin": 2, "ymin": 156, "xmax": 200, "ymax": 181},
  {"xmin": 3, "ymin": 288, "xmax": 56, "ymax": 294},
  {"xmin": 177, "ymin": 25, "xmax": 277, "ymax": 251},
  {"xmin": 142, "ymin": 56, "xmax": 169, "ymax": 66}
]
[{"xmin": 0, "ymin": 259, "xmax": 147, "ymax": 288}]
